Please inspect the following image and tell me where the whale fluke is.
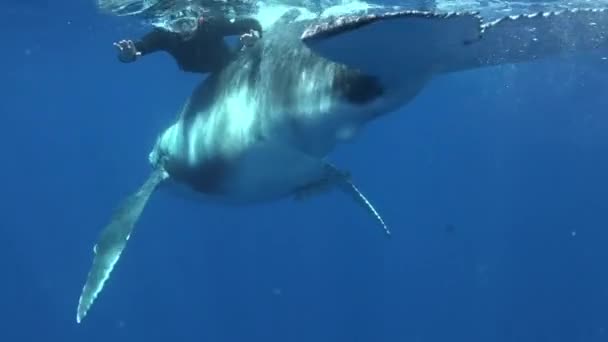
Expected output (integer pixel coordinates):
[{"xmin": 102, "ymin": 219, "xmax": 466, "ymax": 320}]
[{"xmin": 76, "ymin": 167, "xmax": 168, "ymax": 323}]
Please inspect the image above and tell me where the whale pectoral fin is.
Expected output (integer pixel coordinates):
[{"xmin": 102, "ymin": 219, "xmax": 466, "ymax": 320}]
[
  {"xmin": 323, "ymin": 163, "xmax": 391, "ymax": 237},
  {"xmin": 302, "ymin": 9, "xmax": 608, "ymax": 78},
  {"xmin": 301, "ymin": 11, "xmax": 482, "ymax": 81},
  {"xmin": 285, "ymin": 145, "xmax": 390, "ymax": 236},
  {"xmin": 444, "ymin": 9, "xmax": 608, "ymax": 73},
  {"xmin": 333, "ymin": 172, "xmax": 391, "ymax": 238},
  {"xmin": 76, "ymin": 168, "xmax": 168, "ymax": 323}
]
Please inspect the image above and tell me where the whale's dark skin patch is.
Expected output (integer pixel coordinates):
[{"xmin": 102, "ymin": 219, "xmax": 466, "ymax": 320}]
[
  {"xmin": 164, "ymin": 155, "xmax": 232, "ymax": 194},
  {"xmin": 334, "ymin": 72, "xmax": 384, "ymax": 105}
]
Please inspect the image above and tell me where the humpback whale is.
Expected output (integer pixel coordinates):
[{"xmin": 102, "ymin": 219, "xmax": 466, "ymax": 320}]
[{"xmin": 76, "ymin": 8, "xmax": 608, "ymax": 322}]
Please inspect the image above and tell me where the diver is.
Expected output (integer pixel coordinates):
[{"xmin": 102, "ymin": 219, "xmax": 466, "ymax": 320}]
[{"xmin": 113, "ymin": 15, "xmax": 263, "ymax": 74}]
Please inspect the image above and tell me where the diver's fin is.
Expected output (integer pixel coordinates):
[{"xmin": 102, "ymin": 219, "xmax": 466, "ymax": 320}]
[
  {"xmin": 302, "ymin": 9, "xmax": 608, "ymax": 79},
  {"xmin": 324, "ymin": 163, "xmax": 391, "ymax": 237},
  {"xmin": 76, "ymin": 167, "xmax": 168, "ymax": 323}
]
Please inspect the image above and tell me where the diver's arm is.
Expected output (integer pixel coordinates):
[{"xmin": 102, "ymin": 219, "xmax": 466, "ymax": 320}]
[
  {"xmin": 133, "ymin": 28, "xmax": 180, "ymax": 55},
  {"xmin": 216, "ymin": 17, "xmax": 263, "ymax": 37},
  {"xmin": 115, "ymin": 28, "xmax": 180, "ymax": 63}
]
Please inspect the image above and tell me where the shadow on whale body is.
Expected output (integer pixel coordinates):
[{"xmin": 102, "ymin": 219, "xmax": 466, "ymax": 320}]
[{"xmin": 75, "ymin": 7, "xmax": 608, "ymax": 323}]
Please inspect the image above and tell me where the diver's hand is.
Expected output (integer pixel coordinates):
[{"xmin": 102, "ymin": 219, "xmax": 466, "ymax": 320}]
[
  {"xmin": 113, "ymin": 40, "xmax": 141, "ymax": 63},
  {"xmin": 240, "ymin": 29, "xmax": 260, "ymax": 49}
]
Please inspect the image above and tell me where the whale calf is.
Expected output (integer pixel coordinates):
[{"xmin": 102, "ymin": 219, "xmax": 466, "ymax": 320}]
[{"xmin": 76, "ymin": 8, "xmax": 608, "ymax": 322}]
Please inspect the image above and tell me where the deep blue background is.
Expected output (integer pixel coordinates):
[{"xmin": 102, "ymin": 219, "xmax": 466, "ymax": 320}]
[{"xmin": 2, "ymin": 1, "xmax": 608, "ymax": 341}]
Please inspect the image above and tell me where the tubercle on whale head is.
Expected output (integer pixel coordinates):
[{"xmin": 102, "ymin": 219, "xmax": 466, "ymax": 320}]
[
  {"xmin": 148, "ymin": 122, "xmax": 185, "ymax": 168},
  {"xmin": 148, "ymin": 135, "xmax": 165, "ymax": 168},
  {"xmin": 148, "ymin": 132, "xmax": 175, "ymax": 172}
]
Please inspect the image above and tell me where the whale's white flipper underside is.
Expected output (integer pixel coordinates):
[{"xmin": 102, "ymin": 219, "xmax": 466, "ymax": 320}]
[
  {"xmin": 76, "ymin": 167, "xmax": 168, "ymax": 323},
  {"xmin": 301, "ymin": 9, "xmax": 608, "ymax": 79}
]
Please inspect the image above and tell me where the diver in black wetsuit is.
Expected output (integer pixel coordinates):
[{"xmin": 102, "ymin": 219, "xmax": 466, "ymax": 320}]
[{"xmin": 113, "ymin": 15, "xmax": 263, "ymax": 74}]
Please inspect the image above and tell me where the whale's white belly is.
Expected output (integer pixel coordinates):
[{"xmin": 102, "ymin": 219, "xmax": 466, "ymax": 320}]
[
  {"xmin": 221, "ymin": 139, "xmax": 328, "ymax": 202},
  {"xmin": 156, "ymin": 119, "xmax": 333, "ymax": 204}
]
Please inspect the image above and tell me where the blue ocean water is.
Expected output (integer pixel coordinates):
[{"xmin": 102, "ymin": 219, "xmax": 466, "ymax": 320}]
[{"xmin": 2, "ymin": 0, "xmax": 608, "ymax": 341}]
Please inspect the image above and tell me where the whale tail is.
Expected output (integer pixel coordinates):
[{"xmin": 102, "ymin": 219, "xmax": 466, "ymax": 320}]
[{"xmin": 76, "ymin": 167, "xmax": 168, "ymax": 323}]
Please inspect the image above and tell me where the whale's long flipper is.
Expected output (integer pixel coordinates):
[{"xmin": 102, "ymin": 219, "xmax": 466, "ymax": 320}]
[
  {"xmin": 302, "ymin": 11, "xmax": 480, "ymax": 82},
  {"xmin": 337, "ymin": 177, "xmax": 390, "ymax": 237},
  {"xmin": 446, "ymin": 9, "xmax": 608, "ymax": 72},
  {"xmin": 76, "ymin": 167, "xmax": 168, "ymax": 323},
  {"xmin": 301, "ymin": 9, "xmax": 608, "ymax": 79},
  {"xmin": 325, "ymin": 164, "xmax": 390, "ymax": 237},
  {"xmin": 295, "ymin": 163, "xmax": 390, "ymax": 236}
]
